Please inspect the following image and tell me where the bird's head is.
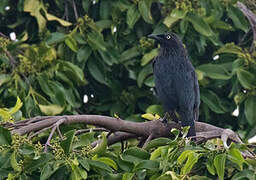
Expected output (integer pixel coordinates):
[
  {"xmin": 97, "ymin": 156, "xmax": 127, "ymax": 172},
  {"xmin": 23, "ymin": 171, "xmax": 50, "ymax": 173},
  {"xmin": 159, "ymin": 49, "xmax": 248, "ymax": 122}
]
[{"xmin": 148, "ymin": 32, "xmax": 186, "ymax": 55}]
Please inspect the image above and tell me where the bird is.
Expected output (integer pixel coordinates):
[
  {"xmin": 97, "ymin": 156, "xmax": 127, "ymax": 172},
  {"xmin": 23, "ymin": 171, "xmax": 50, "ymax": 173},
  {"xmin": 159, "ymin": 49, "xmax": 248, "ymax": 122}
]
[{"xmin": 148, "ymin": 32, "xmax": 200, "ymax": 137}]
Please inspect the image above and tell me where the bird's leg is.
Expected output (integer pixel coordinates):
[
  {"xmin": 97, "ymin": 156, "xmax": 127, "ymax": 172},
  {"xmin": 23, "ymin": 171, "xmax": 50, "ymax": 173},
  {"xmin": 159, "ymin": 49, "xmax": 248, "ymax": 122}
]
[{"xmin": 161, "ymin": 111, "xmax": 179, "ymax": 124}]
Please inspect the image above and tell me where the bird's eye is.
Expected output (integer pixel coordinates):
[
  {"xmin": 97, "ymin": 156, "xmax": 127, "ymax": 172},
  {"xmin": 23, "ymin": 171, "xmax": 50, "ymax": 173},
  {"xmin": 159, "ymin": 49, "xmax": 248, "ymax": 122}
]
[{"xmin": 166, "ymin": 35, "xmax": 171, "ymax": 39}]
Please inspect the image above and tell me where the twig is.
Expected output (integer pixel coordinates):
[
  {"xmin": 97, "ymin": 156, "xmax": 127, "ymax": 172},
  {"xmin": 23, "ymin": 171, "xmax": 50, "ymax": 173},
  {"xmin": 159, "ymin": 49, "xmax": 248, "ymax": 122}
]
[
  {"xmin": 72, "ymin": 0, "xmax": 78, "ymax": 20},
  {"xmin": 75, "ymin": 128, "xmax": 109, "ymax": 135}
]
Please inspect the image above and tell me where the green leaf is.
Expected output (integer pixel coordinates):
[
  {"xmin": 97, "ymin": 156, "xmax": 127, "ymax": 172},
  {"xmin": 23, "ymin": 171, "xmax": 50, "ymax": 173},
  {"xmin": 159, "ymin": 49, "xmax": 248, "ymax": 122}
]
[
  {"xmin": 244, "ymin": 96, "xmax": 256, "ymax": 125},
  {"xmin": 120, "ymin": 46, "xmax": 140, "ymax": 62},
  {"xmin": 138, "ymin": 0, "xmax": 153, "ymax": 24},
  {"xmin": 60, "ymin": 130, "xmax": 76, "ymax": 155},
  {"xmin": 9, "ymin": 97, "xmax": 23, "ymax": 115},
  {"xmin": 10, "ymin": 151, "xmax": 21, "ymax": 172},
  {"xmin": 77, "ymin": 46, "xmax": 92, "ymax": 64},
  {"xmin": 45, "ymin": 13, "xmax": 72, "ymax": 26},
  {"xmin": 46, "ymin": 32, "xmax": 66, "ymax": 45},
  {"xmin": 78, "ymin": 158, "xmax": 90, "ymax": 171},
  {"xmin": 60, "ymin": 61, "xmax": 87, "ymax": 85},
  {"xmin": 73, "ymin": 132, "xmax": 95, "ymax": 148},
  {"xmin": 227, "ymin": 6, "xmax": 248, "ymax": 32},
  {"xmin": 127, "ymin": 4, "xmax": 141, "ymax": 29},
  {"xmin": 206, "ymin": 159, "xmax": 215, "ymax": 175},
  {"xmin": 90, "ymin": 133, "xmax": 107, "ymax": 155},
  {"xmin": 163, "ymin": 9, "xmax": 187, "ymax": 28},
  {"xmin": 25, "ymin": 153, "xmax": 53, "ymax": 171},
  {"xmin": 141, "ymin": 48, "xmax": 158, "ymax": 66},
  {"xmin": 87, "ymin": 59, "xmax": 107, "ymax": 85},
  {"xmin": 231, "ymin": 169, "xmax": 255, "ymax": 180},
  {"xmin": 87, "ymin": 32, "xmax": 107, "ymax": 51},
  {"xmin": 0, "ymin": 74, "xmax": 11, "ymax": 87},
  {"xmin": 196, "ymin": 64, "xmax": 232, "ymax": 80},
  {"xmin": 134, "ymin": 160, "xmax": 159, "ymax": 171},
  {"xmin": 38, "ymin": 104, "xmax": 64, "ymax": 116},
  {"xmin": 65, "ymin": 36, "xmax": 78, "ymax": 52},
  {"xmin": 137, "ymin": 64, "xmax": 153, "ymax": 87},
  {"xmin": 178, "ymin": 150, "xmax": 199, "ymax": 175},
  {"xmin": 214, "ymin": 154, "xmax": 226, "ymax": 180},
  {"xmin": 87, "ymin": 159, "xmax": 112, "ymax": 173},
  {"xmin": 0, "ymin": 127, "xmax": 12, "ymax": 145},
  {"xmin": 228, "ymin": 148, "xmax": 244, "ymax": 170},
  {"xmin": 100, "ymin": 0, "xmax": 110, "ymax": 19},
  {"xmin": 150, "ymin": 146, "xmax": 163, "ymax": 160},
  {"xmin": 122, "ymin": 173, "xmax": 135, "ymax": 180},
  {"xmin": 121, "ymin": 147, "xmax": 150, "ymax": 163},
  {"xmin": 237, "ymin": 69, "xmax": 256, "ymax": 89},
  {"xmin": 145, "ymin": 105, "xmax": 164, "ymax": 116},
  {"xmin": 40, "ymin": 162, "xmax": 61, "ymax": 180},
  {"xmin": 201, "ymin": 90, "xmax": 227, "ymax": 114},
  {"xmin": 94, "ymin": 157, "xmax": 117, "ymax": 170},
  {"xmin": 23, "ymin": 0, "xmax": 46, "ymax": 32},
  {"xmin": 186, "ymin": 12, "xmax": 214, "ymax": 37}
]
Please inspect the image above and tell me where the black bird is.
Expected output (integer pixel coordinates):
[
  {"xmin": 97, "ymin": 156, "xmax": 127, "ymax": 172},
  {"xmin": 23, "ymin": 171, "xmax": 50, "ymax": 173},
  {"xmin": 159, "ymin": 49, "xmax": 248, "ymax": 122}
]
[{"xmin": 148, "ymin": 32, "xmax": 200, "ymax": 137}]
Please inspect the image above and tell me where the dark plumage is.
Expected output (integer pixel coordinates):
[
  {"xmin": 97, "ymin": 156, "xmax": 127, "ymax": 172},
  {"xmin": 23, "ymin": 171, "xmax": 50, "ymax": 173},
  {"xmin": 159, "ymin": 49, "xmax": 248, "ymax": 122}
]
[{"xmin": 148, "ymin": 32, "xmax": 200, "ymax": 137}]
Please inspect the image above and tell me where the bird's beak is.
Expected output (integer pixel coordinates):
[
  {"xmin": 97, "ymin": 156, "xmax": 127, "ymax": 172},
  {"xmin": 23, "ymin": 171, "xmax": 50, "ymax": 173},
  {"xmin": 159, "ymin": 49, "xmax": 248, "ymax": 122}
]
[{"xmin": 148, "ymin": 34, "xmax": 161, "ymax": 41}]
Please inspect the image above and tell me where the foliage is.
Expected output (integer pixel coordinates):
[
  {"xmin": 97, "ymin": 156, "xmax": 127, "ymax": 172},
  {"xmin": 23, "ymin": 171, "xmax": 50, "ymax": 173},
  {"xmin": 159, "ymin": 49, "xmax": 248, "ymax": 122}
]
[
  {"xmin": 1, "ymin": 0, "xmax": 256, "ymax": 178},
  {"xmin": 0, "ymin": 125, "xmax": 255, "ymax": 179}
]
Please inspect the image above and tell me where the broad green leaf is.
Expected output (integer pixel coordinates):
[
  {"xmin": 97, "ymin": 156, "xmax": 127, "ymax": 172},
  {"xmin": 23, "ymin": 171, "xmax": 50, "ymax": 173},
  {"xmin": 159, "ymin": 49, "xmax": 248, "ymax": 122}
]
[
  {"xmin": 145, "ymin": 105, "xmax": 164, "ymax": 116},
  {"xmin": 122, "ymin": 173, "xmax": 135, "ymax": 180},
  {"xmin": 78, "ymin": 158, "xmax": 90, "ymax": 171},
  {"xmin": 90, "ymin": 133, "xmax": 107, "ymax": 155},
  {"xmin": 0, "ymin": 74, "xmax": 11, "ymax": 87},
  {"xmin": 178, "ymin": 150, "xmax": 199, "ymax": 175},
  {"xmin": 65, "ymin": 36, "xmax": 78, "ymax": 52},
  {"xmin": 120, "ymin": 46, "xmax": 140, "ymax": 62},
  {"xmin": 77, "ymin": 46, "xmax": 92, "ymax": 64},
  {"xmin": 46, "ymin": 32, "xmax": 66, "ymax": 45},
  {"xmin": 196, "ymin": 64, "xmax": 232, "ymax": 80},
  {"xmin": 214, "ymin": 154, "xmax": 226, "ymax": 180},
  {"xmin": 117, "ymin": 157, "xmax": 134, "ymax": 172},
  {"xmin": 201, "ymin": 90, "xmax": 227, "ymax": 114},
  {"xmin": 141, "ymin": 48, "xmax": 158, "ymax": 66},
  {"xmin": 87, "ymin": 59, "xmax": 107, "ymax": 85},
  {"xmin": 0, "ymin": 127, "xmax": 12, "ymax": 145},
  {"xmin": 121, "ymin": 147, "xmax": 150, "ymax": 163},
  {"xmin": 244, "ymin": 96, "xmax": 256, "ymax": 125},
  {"xmin": 134, "ymin": 160, "xmax": 159, "ymax": 171},
  {"xmin": 231, "ymin": 169, "xmax": 255, "ymax": 180},
  {"xmin": 228, "ymin": 148, "xmax": 244, "ymax": 170},
  {"xmin": 150, "ymin": 146, "xmax": 163, "ymax": 160},
  {"xmin": 60, "ymin": 61, "xmax": 87, "ymax": 85},
  {"xmin": 23, "ymin": 0, "xmax": 46, "ymax": 32},
  {"xmin": 40, "ymin": 162, "xmax": 61, "ymax": 180},
  {"xmin": 87, "ymin": 159, "xmax": 112, "ymax": 173},
  {"xmin": 227, "ymin": 6, "xmax": 248, "ymax": 32},
  {"xmin": 212, "ymin": 20, "xmax": 233, "ymax": 30},
  {"xmin": 164, "ymin": 9, "xmax": 187, "ymax": 28},
  {"xmin": 100, "ymin": 0, "xmax": 110, "ymax": 19},
  {"xmin": 214, "ymin": 43, "xmax": 246, "ymax": 58},
  {"xmin": 93, "ymin": 157, "xmax": 117, "ymax": 170},
  {"xmin": 73, "ymin": 132, "xmax": 95, "ymax": 148},
  {"xmin": 138, "ymin": 0, "xmax": 153, "ymax": 24},
  {"xmin": 38, "ymin": 104, "xmax": 64, "ymax": 116},
  {"xmin": 10, "ymin": 152, "xmax": 21, "ymax": 172},
  {"xmin": 60, "ymin": 130, "xmax": 76, "ymax": 155},
  {"xmin": 237, "ymin": 69, "xmax": 256, "ymax": 89},
  {"xmin": 87, "ymin": 32, "xmax": 106, "ymax": 51},
  {"xmin": 127, "ymin": 4, "xmax": 141, "ymax": 29},
  {"xmin": 186, "ymin": 12, "xmax": 214, "ymax": 36},
  {"xmin": 8, "ymin": 97, "xmax": 23, "ymax": 115},
  {"xmin": 45, "ymin": 13, "xmax": 72, "ymax": 26},
  {"xmin": 137, "ymin": 64, "xmax": 153, "ymax": 87},
  {"xmin": 206, "ymin": 159, "xmax": 215, "ymax": 175},
  {"xmin": 25, "ymin": 153, "xmax": 53, "ymax": 171}
]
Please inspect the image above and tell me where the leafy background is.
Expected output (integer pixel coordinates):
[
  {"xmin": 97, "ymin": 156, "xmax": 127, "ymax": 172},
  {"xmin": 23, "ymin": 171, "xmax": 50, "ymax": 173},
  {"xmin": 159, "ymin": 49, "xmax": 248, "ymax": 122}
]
[{"xmin": 0, "ymin": 0, "xmax": 256, "ymax": 179}]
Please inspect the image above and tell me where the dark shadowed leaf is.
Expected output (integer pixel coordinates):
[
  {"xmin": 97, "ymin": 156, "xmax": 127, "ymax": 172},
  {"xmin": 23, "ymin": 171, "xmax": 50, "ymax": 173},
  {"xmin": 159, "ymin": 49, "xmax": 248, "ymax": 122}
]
[
  {"xmin": 0, "ymin": 127, "xmax": 12, "ymax": 145},
  {"xmin": 127, "ymin": 4, "xmax": 141, "ymax": 29},
  {"xmin": 244, "ymin": 96, "xmax": 256, "ymax": 125},
  {"xmin": 60, "ymin": 130, "xmax": 76, "ymax": 155}
]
